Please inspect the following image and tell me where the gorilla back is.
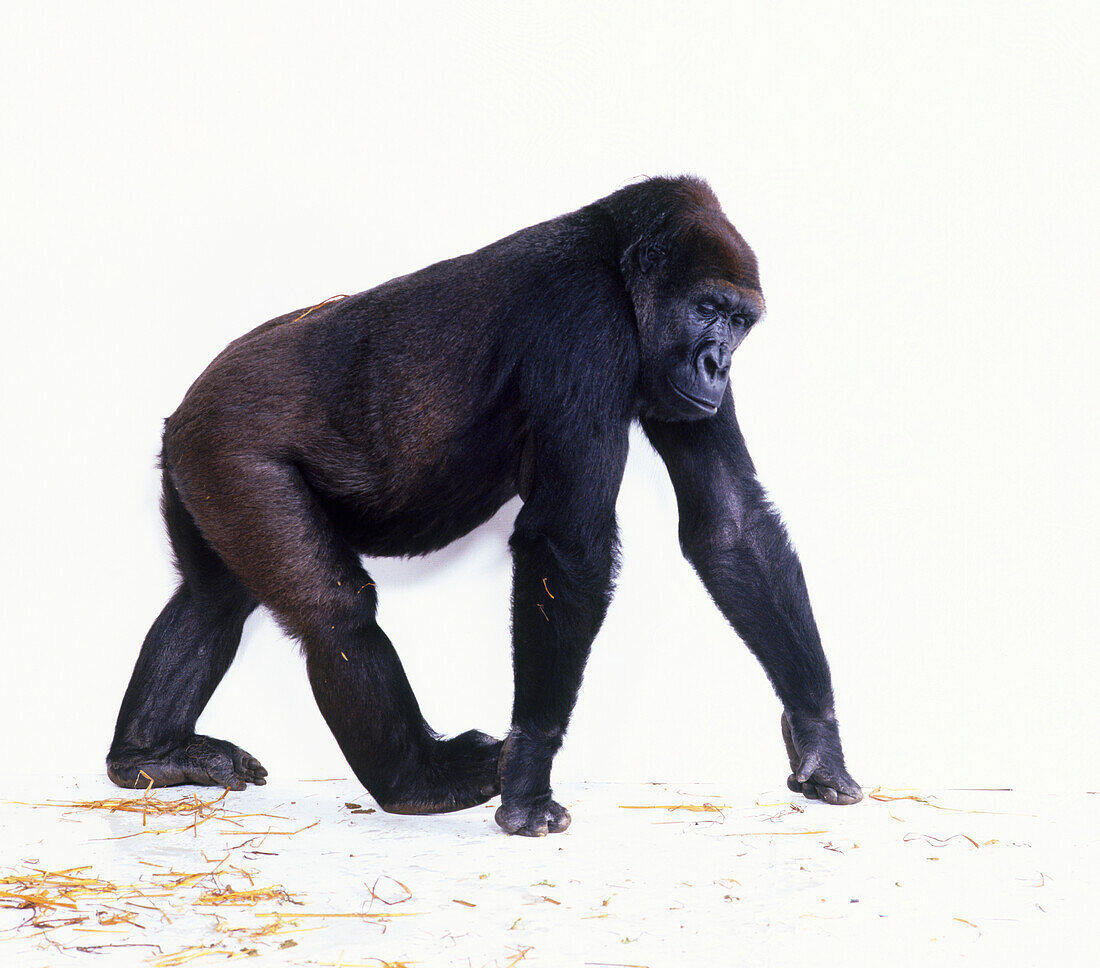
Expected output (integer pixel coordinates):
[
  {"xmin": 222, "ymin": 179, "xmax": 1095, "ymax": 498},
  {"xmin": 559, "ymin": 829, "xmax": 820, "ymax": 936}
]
[{"xmin": 108, "ymin": 176, "xmax": 862, "ymax": 837}]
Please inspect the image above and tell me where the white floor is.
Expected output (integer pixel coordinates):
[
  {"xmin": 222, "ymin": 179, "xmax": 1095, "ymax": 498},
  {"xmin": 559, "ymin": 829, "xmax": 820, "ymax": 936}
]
[{"xmin": 1, "ymin": 776, "xmax": 1096, "ymax": 967}]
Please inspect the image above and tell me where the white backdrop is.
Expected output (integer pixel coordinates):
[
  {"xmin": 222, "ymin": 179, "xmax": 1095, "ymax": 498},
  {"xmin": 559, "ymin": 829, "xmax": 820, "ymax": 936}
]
[{"xmin": 2, "ymin": 2, "xmax": 1097, "ymax": 794}]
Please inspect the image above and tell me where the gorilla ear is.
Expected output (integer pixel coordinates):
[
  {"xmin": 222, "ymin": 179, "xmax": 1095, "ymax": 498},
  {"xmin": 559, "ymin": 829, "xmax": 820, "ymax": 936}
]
[
  {"xmin": 637, "ymin": 242, "xmax": 667, "ymax": 273},
  {"xmin": 621, "ymin": 240, "xmax": 667, "ymax": 281}
]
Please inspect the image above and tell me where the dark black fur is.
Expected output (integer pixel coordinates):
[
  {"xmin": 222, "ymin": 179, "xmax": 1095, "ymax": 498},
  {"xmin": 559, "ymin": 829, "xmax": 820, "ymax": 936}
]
[{"xmin": 108, "ymin": 176, "xmax": 861, "ymax": 836}]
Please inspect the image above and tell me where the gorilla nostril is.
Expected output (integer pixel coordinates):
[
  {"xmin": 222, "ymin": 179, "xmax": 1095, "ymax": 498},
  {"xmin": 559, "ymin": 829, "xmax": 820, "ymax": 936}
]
[{"xmin": 698, "ymin": 344, "xmax": 729, "ymax": 384}]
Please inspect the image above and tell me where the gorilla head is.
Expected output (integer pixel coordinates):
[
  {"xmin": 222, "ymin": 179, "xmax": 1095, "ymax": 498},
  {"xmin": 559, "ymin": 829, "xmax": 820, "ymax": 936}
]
[{"xmin": 617, "ymin": 183, "xmax": 765, "ymax": 420}]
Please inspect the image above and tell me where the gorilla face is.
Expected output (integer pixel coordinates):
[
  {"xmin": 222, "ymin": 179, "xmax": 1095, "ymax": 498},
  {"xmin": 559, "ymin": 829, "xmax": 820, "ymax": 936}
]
[
  {"xmin": 627, "ymin": 226, "xmax": 764, "ymax": 422},
  {"xmin": 655, "ymin": 280, "xmax": 760, "ymax": 418}
]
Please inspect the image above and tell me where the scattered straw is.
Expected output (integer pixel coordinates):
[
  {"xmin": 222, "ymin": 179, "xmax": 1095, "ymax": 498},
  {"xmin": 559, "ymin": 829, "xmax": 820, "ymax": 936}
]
[
  {"xmin": 254, "ymin": 911, "xmax": 424, "ymax": 920},
  {"xmin": 366, "ymin": 876, "xmax": 412, "ymax": 908},
  {"xmin": 224, "ymin": 821, "xmax": 319, "ymax": 838},
  {"xmin": 153, "ymin": 945, "xmax": 230, "ymax": 967},
  {"xmin": 0, "ymin": 840, "xmax": 300, "ymax": 957},
  {"xmin": 47, "ymin": 788, "xmax": 230, "ymax": 828},
  {"xmin": 292, "ymin": 294, "xmax": 350, "ymax": 322},
  {"xmin": 314, "ymin": 960, "xmax": 414, "ymax": 968},
  {"xmin": 34, "ymin": 788, "xmax": 302, "ymax": 842},
  {"xmin": 903, "ymin": 832, "xmax": 986, "ymax": 850},
  {"xmin": 868, "ymin": 787, "xmax": 1028, "ymax": 816},
  {"xmin": 584, "ymin": 963, "xmax": 650, "ymax": 968},
  {"xmin": 0, "ymin": 866, "xmax": 121, "ymax": 916},
  {"xmin": 196, "ymin": 885, "xmax": 292, "ymax": 907},
  {"xmin": 725, "ymin": 830, "xmax": 828, "ymax": 837},
  {"xmin": 619, "ymin": 804, "xmax": 727, "ymax": 813}
]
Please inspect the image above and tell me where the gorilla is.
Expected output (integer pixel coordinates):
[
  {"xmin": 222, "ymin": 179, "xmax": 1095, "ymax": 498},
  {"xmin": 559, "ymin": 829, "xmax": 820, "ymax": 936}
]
[{"xmin": 107, "ymin": 175, "xmax": 862, "ymax": 836}]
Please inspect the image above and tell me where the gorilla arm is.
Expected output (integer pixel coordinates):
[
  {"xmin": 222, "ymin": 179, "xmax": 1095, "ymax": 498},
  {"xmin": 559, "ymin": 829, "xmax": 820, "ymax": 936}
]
[{"xmin": 642, "ymin": 396, "xmax": 862, "ymax": 805}]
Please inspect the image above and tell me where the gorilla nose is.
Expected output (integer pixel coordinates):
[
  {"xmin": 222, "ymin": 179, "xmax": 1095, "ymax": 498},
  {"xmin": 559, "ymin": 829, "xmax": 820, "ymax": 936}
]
[{"xmin": 696, "ymin": 341, "xmax": 731, "ymax": 388}]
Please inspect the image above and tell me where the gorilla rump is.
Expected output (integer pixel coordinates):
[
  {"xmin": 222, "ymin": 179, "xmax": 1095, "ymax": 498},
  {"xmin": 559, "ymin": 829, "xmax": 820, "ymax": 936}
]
[{"xmin": 108, "ymin": 176, "xmax": 861, "ymax": 837}]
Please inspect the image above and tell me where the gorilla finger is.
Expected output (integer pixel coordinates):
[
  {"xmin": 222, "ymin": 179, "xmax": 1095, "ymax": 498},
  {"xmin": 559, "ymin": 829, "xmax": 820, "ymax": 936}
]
[
  {"xmin": 781, "ymin": 714, "xmax": 800, "ymax": 774},
  {"xmin": 203, "ymin": 764, "xmax": 247, "ymax": 791},
  {"xmin": 230, "ymin": 750, "xmax": 267, "ymax": 783},
  {"xmin": 795, "ymin": 752, "xmax": 821, "ymax": 785},
  {"xmin": 836, "ymin": 777, "xmax": 863, "ymax": 802},
  {"xmin": 546, "ymin": 805, "xmax": 571, "ymax": 834},
  {"xmin": 494, "ymin": 804, "xmax": 527, "ymax": 835},
  {"xmin": 519, "ymin": 817, "xmax": 550, "ymax": 838}
]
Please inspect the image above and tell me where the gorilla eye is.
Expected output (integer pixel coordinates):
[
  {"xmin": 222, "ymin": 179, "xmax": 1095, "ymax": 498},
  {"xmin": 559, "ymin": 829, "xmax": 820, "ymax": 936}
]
[{"xmin": 697, "ymin": 300, "xmax": 719, "ymax": 317}]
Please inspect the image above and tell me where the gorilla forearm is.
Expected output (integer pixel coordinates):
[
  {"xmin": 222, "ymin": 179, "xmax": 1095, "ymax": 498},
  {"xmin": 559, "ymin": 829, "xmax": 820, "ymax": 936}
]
[
  {"xmin": 643, "ymin": 400, "xmax": 861, "ymax": 804},
  {"xmin": 497, "ymin": 487, "xmax": 622, "ymax": 836},
  {"xmin": 682, "ymin": 490, "xmax": 861, "ymax": 803},
  {"xmin": 508, "ymin": 527, "xmax": 617, "ymax": 732},
  {"xmin": 497, "ymin": 539, "xmax": 613, "ymax": 837},
  {"xmin": 681, "ymin": 499, "xmax": 835, "ymax": 719}
]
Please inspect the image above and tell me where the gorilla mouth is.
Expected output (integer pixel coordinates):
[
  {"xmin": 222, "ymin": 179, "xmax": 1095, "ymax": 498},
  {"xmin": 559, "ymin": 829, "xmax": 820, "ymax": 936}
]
[{"xmin": 667, "ymin": 378, "xmax": 721, "ymax": 414}]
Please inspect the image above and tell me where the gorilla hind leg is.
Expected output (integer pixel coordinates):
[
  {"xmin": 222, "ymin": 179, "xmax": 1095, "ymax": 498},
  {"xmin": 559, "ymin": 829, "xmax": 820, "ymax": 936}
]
[
  {"xmin": 107, "ymin": 475, "xmax": 265, "ymax": 791},
  {"xmin": 303, "ymin": 600, "xmax": 502, "ymax": 813},
  {"xmin": 178, "ymin": 455, "xmax": 500, "ymax": 812}
]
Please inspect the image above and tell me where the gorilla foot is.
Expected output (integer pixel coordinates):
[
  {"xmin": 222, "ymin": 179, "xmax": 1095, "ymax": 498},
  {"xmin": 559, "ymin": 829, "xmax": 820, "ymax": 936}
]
[
  {"xmin": 781, "ymin": 712, "xmax": 862, "ymax": 805},
  {"xmin": 107, "ymin": 734, "xmax": 268, "ymax": 792},
  {"xmin": 377, "ymin": 729, "xmax": 503, "ymax": 815},
  {"xmin": 494, "ymin": 726, "xmax": 570, "ymax": 835},
  {"xmin": 495, "ymin": 797, "xmax": 571, "ymax": 837}
]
